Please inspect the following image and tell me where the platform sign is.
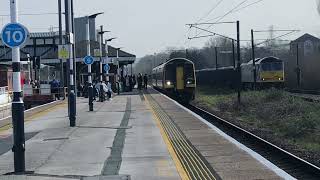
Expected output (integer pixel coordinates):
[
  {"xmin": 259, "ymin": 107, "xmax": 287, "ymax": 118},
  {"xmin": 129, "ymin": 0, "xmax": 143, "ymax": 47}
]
[
  {"xmin": 1, "ymin": 23, "xmax": 29, "ymax": 48},
  {"xmin": 101, "ymin": 57, "xmax": 110, "ymax": 64},
  {"xmin": 58, "ymin": 45, "xmax": 70, "ymax": 59},
  {"xmin": 94, "ymin": 49, "xmax": 100, "ymax": 57},
  {"xmin": 104, "ymin": 64, "xmax": 110, "ymax": 73},
  {"xmin": 83, "ymin": 55, "xmax": 94, "ymax": 65}
]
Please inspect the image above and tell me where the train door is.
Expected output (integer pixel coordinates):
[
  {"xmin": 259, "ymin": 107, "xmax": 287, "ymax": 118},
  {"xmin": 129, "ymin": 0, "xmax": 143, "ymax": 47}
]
[{"xmin": 176, "ymin": 66, "xmax": 184, "ymax": 90}]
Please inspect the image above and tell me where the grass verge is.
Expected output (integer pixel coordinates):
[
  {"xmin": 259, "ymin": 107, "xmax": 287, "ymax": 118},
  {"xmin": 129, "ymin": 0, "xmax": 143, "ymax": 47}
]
[{"xmin": 193, "ymin": 86, "xmax": 320, "ymax": 166}]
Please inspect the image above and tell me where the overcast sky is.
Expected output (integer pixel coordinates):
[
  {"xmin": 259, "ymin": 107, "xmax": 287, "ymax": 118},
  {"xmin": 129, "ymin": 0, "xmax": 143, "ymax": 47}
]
[{"xmin": 0, "ymin": 0, "xmax": 320, "ymax": 57}]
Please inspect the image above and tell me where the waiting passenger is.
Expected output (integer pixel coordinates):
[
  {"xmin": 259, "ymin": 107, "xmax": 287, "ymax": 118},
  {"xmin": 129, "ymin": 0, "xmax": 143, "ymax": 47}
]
[
  {"xmin": 132, "ymin": 75, "xmax": 136, "ymax": 89},
  {"xmin": 137, "ymin": 73, "xmax": 143, "ymax": 90},
  {"xmin": 103, "ymin": 81, "xmax": 113, "ymax": 100},
  {"xmin": 125, "ymin": 75, "xmax": 130, "ymax": 92},
  {"xmin": 143, "ymin": 74, "xmax": 148, "ymax": 89},
  {"xmin": 50, "ymin": 79, "xmax": 60, "ymax": 100}
]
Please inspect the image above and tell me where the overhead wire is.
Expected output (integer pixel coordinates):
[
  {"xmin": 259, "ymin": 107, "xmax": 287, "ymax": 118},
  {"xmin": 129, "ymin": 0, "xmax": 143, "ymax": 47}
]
[
  {"xmin": 191, "ymin": 0, "xmax": 249, "ymax": 39},
  {"xmin": 204, "ymin": 0, "xmax": 264, "ymax": 23},
  {"xmin": 189, "ymin": 0, "xmax": 265, "ymax": 47},
  {"xmin": 213, "ymin": 0, "xmax": 249, "ymax": 24},
  {"xmin": 195, "ymin": 0, "xmax": 225, "ymax": 23},
  {"xmin": 255, "ymin": 31, "xmax": 297, "ymax": 46}
]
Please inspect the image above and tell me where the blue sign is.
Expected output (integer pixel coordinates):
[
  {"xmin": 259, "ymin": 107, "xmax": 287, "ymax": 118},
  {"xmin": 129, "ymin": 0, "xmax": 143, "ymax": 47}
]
[
  {"xmin": 83, "ymin": 55, "xmax": 94, "ymax": 65},
  {"xmin": 1, "ymin": 23, "xmax": 29, "ymax": 48},
  {"xmin": 104, "ymin": 64, "xmax": 110, "ymax": 73}
]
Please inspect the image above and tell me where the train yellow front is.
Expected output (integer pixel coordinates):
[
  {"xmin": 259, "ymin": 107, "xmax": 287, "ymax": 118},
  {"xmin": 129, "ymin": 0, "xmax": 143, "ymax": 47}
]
[{"xmin": 152, "ymin": 58, "xmax": 196, "ymax": 103}]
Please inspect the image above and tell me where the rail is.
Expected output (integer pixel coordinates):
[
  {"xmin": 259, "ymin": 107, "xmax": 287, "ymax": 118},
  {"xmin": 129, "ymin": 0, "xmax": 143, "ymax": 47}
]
[{"xmin": 186, "ymin": 104, "xmax": 320, "ymax": 179}]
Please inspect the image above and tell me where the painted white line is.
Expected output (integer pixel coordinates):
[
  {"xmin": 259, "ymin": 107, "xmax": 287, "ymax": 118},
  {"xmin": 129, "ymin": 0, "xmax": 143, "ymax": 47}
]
[{"xmin": 159, "ymin": 92, "xmax": 296, "ymax": 180}]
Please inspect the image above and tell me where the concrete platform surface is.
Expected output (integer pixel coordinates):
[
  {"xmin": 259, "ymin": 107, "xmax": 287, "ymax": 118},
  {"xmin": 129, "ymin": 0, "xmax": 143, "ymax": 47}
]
[
  {"xmin": 0, "ymin": 92, "xmax": 180, "ymax": 180},
  {"xmin": 146, "ymin": 88, "xmax": 293, "ymax": 180},
  {"xmin": 0, "ymin": 88, "xmax": 294, "ymax": 180}
]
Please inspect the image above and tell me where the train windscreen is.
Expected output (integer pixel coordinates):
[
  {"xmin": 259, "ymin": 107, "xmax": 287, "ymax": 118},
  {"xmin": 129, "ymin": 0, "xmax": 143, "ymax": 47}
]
[
  {"xmin": 165, "ymin": 64, "xmax": 175, "ymax": 82},
  {"xmin": 261, "ymin": 62, "xmax": 283, "ymax": 71},
  {"xmin": 185, "ymin": 64, "xmax": 195, "ymax": 83}
]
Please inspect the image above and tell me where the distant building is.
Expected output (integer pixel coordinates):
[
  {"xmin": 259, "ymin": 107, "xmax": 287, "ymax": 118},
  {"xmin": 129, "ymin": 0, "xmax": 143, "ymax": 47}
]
[{"xmin": 286, "ymin": 33, "xmax": 320, "ymax": 90}]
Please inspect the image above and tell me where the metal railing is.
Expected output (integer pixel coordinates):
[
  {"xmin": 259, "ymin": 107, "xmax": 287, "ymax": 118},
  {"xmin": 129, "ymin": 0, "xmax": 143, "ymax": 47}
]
[{"xmin": 23, "ymin": 85, "xmax": 67, "ymax": 99}]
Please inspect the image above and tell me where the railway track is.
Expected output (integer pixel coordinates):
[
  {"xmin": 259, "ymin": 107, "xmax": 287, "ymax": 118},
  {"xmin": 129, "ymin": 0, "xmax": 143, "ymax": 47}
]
[
  {"xmin": 285, "ymin": 89, "xmax": 320, "ymax": 102},
  {"xmin": 184, "ymin": 104, "xmax": 320, "ymax": 180}
]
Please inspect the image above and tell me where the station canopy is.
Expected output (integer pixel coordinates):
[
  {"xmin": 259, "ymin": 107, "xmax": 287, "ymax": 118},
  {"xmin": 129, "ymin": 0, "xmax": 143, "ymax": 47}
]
[{"xmin": 0, "ymin": 32, "xmax": 136, "ymax": 65}]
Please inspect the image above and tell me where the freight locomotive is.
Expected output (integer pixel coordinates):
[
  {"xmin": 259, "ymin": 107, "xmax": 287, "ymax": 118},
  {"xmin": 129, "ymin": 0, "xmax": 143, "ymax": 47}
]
[
  {"xmin": 242, "ymin": 56, "xmax": 284, "ymax": 88},
  {"xmin": 196, "ymin": 56, "xmax": 285, "ymax": 88}
]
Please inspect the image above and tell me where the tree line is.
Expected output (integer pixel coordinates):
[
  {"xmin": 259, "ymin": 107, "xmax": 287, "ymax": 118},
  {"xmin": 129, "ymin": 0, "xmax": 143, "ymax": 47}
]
[{"xmin": 133, "ymin": 36, "xmax": 290, "ymax": 75}]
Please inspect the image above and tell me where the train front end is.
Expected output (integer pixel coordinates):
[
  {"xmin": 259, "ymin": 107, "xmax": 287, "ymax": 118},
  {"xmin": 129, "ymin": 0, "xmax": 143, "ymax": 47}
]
[
  {"xmin": 258, "ymin": 57, "xmax": 285, "ymax": 86},
  {"xmin": 164, "ymin": 58, "xmax": 196, "ymax": 102}
]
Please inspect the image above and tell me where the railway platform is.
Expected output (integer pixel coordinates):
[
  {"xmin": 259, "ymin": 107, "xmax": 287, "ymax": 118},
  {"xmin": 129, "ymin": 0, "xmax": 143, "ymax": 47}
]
[{"xmin": 0, "ymin": 88, "xmax": 293, "ymax": 180}]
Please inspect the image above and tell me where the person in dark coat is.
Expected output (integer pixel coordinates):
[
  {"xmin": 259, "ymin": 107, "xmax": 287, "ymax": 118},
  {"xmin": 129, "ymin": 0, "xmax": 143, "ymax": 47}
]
[
  {"xmin": 83, "ymin": 82, "xmax": 89, "ymax": 98},
  {"xmin": 132, "ymin": 75, "xmax": 136, "ymax": 89},
  {"xmin": 50, "ymin": 79, "xmax": 60, "ymax": 100},
  {"xmin": 137, "ymin": 73, "xmax": 143, "ymax": 90},
  {"xmin": 143, "ymin": 74, "xmax": 148, "ymax": 89}
]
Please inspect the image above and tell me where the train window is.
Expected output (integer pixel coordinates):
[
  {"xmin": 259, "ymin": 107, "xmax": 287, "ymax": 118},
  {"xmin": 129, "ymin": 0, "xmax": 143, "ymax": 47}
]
[
  {"xmin": 261, "ymin": 62, "xmax": 283, "ymax": 71},
  {"xmin": 185, "ymin": 64, "xmax": 195, "ymax": 79},
  {"xmin": 272, "ymin": 63, "xmax": 283, "ymax": 71},
  {"xmin": 261, "ymin": 63, "xmax": 272, "ymax": 71},
  {"xmin": 165, "ymin": 65, "xmax": 175, "ymax": 81}
]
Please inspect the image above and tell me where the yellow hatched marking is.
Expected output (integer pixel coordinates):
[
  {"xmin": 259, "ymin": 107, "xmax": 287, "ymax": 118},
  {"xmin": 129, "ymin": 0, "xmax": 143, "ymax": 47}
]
[
  {"xmin": 25, "ymin": 103, "xmax": 67, "ymax": 121},
  {"xmin": 154, "ymin": 105, "xmax": 214, "ymax": 180},
  {"xmin": 0, "ymin": 102, "xmax": 67, "ymax": 133},
  {"xmin": 145, "ymin": 93, "xmax": 218, "ymax": 180},
  {"xmin": 144, "ymin": 94, "xmax": 191, "ymax": 180}
]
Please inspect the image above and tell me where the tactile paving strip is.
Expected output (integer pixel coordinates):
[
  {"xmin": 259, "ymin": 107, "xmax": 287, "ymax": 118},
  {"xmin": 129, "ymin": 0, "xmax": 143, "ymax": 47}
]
[{"xmin": 145, "ymin": 93, "xmax": 220, "ymax": 180}]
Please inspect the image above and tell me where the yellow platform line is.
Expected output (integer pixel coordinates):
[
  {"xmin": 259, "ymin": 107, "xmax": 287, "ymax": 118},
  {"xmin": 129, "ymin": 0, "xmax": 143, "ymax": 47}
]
[
  {"xmin": 0, "ymin": 102, "xmax": 67, "ymax": 133},
  {"xmin": 157, "ymin": 109, "xmax": 212, "ymax": 179},
  {"xmin": 156, "ymin": 107, "xmax": 215, "ymax": 179},
  {"xmin": 154, "ymin": 103, "xmax": 211, "ymax": 180},
  {"xmin": 25, "ymin": 102, "xmax": 67, "ymax": 121},
  {"xmin": 145, "ymin": 93, "xmax": 218, "ymax": 180},
  {"xmin": 154, "ymin": 106, "xmax": 201, "ymax": 179},
  {"xmin": 144, "ymin": 94, "xmax": 191, "ymax": 180}
]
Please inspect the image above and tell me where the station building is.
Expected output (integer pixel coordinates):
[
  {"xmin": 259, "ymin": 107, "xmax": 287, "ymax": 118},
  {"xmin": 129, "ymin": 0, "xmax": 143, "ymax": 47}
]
[
  {"xmin": 286, "ymin": 33, "xmax": 320, "ymax": 90},
  {"xmin": 0, "ymin": 16, "xmax": 136, "ymax": 90}
]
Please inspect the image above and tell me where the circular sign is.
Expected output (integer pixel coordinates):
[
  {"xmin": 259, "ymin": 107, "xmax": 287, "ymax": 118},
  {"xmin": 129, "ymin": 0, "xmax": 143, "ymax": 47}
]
[
  {"xmin": 83, "ymin": 55, "xmax": 94, "ymax": 65},
  {"xmin": 104, "ymin": 64, "xmax": 110, "ymax": 73},
  {"xmin": 1, "ymin": 23, "xmax": 29, "ymax": 48}
]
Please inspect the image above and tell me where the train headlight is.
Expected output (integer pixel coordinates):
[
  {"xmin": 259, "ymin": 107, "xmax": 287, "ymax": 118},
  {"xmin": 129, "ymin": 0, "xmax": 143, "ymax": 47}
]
[
  {"xmin": 166, "ymin": 81, "xmax": 171, "ymax": 86},
  {"xmin": 186, "ymin": 78, "xmax": 194, "ymax": 85}
]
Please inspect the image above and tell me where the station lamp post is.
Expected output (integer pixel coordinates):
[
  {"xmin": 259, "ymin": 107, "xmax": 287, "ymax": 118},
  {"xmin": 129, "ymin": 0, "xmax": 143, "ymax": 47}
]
[
  {"xmin": 116, "ymin": 47, "xmax": 123, "ymax": 95},
  {"xmin": 58, "ymin": 0, "xmax": 64, "ymax": 94},
  {"xmin": 86, "ymin": 12, "xmax": 103, "ymax": 111},
  {"xmin": 105, "ymin": 37, "xmax": 116, "ymax": 82},
  {"xmin": 27, "ymin": 54, "xmax": 31, "ymax": 83},
  {"xmin": 64, "ymin": 0, "xmax": 77, "ymax": 126},
  {"xmin": 98, "ymin": 26, "xmax": 110, "ymax": 102}
]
